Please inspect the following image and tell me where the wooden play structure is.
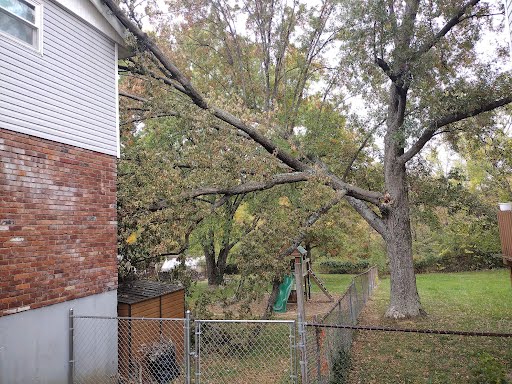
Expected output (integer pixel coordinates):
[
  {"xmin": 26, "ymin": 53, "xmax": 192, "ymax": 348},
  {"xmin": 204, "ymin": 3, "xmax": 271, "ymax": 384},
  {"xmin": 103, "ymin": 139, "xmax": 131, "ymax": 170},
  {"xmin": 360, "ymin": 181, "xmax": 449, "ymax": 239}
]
[
  {"xmin": 497, "ymin": 209, "xmax": 512, "ymax": 284},
  {"xmin": 274, "ymin": 246, "xmax": 333, "ymax": 313}
]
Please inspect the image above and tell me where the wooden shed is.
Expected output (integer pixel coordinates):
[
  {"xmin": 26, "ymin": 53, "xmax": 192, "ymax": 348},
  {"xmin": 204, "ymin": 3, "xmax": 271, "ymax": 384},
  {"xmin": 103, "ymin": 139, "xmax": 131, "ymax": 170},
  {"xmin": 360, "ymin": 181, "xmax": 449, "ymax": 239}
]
[
  {"xmin": 497, "ymin": 210, "xmax": 512, "ymax": 283},
  {"xmin": 117, "ymin": 280, "xmax": 185, "ymax": 382}
]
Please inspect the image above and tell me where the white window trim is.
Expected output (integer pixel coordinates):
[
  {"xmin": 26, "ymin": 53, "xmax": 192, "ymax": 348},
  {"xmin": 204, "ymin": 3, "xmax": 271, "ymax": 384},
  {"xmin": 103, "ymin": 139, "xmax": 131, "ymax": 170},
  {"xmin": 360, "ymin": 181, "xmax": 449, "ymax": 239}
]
[{"xmin": 0, "ymin": 0, "xmax": 43, "ymax": 54}]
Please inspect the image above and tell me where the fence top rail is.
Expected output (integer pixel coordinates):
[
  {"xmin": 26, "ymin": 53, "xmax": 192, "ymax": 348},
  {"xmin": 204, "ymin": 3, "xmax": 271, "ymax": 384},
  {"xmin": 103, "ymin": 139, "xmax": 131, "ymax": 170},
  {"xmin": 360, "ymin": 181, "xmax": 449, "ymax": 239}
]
[
  {"xmin": 352, "ymin": 265, "xmax": 378, "ymax": 279},
  {"xmin": 305, "ymin": 322, "xmax": 512, "ymax": 338},
  {"xmin": 196, "ymin": 319, "xmax": 296, "ymax": 324},
  {"xmin": 71, "ymin": 315, "xmax": 186, "ymax": 321},
  {"xmin": 319, "ymin": 265, "xmax": 377, "ymax": 323}
]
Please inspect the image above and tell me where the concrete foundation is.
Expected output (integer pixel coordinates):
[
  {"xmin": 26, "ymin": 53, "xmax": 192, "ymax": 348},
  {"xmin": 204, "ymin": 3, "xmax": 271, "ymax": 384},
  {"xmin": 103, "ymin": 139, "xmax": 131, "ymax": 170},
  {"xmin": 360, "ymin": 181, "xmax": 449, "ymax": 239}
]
[{"xmin": 0, "ymin": 290, "xmax": 117, "ymax": 384}]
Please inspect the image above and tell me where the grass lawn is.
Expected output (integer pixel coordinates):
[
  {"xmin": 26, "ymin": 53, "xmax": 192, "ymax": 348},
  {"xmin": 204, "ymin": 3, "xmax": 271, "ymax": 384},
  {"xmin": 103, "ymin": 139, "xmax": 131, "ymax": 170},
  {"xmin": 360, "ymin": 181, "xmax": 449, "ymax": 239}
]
[
  {"xmin": 310, "ymin": 273, "xmax": 355, "ymax": 295},
  {"xmin": 349, "ymin": 269, "xmax": 512, "ymax": 384}
]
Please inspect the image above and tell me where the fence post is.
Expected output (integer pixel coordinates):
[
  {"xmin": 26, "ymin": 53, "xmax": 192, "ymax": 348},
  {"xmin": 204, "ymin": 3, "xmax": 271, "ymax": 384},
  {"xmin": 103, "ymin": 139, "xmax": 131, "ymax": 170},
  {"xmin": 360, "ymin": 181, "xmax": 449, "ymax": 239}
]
[
  {"xmin": 295, "ymin": 257, "xmax": 308, "ymax": 384},
  {"xmin": 314, "ymin": 315, "xmax": 322, "ymax": 383},
  {"xmin": 195, "ymin": 321, "xmax": 201, "ymax": 384},
  {"xmin": 184, "ymin": 310, "xmax": 191, "ymax": 384},
  {"xmin": 289, "ymin": 321, "xmax": 298, "ymax": 384},
  {"xmin": 348, "ymin": 283, "xmax": 356, "ymax": 324},
  {"xmin": 68, "ymin": 308, "xmax": 74, "ymax": 384}
]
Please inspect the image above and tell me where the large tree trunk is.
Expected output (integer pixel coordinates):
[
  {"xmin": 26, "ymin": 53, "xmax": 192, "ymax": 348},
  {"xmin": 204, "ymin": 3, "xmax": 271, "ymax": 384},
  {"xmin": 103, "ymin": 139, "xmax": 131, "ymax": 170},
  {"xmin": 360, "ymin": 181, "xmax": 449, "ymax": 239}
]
[
  {"xmin": 384, "ymin": 163, "xmax": 423, "ymax": 318},
  {"xmin": 383, "ymin": 85, "xmax": 424, "ymax": 318},
  {"xmin": 203, "ymin": 229, "xmax": 222, "ymax": 286}
]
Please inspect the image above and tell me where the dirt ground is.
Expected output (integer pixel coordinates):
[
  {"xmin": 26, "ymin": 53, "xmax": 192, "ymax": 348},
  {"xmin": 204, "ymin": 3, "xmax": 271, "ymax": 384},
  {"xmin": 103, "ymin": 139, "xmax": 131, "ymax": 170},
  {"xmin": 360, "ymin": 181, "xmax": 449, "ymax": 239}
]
[{"xmin": 209, "ymin": 292, "xmax": 341, "ymax": 321}]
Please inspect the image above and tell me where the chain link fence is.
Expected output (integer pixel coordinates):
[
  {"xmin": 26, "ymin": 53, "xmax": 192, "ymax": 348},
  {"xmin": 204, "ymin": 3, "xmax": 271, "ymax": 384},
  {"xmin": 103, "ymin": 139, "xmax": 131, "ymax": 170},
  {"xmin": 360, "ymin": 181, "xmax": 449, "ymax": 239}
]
[
  {"xmin": 70, "ymin": 268, "xmax": 378, "ymax": 383},
  {"xmin": 71, "ymin": 315, "xmax": 186, "ymax": 384},
  {"xmin": 304, "ymin": 266, "xmax": 378, "ymax": 383},
  {"xmin": 194, "ymin": 320, "xmax": 297, "ymax": 384},
  {"xmin": 70, "ymin": 315, "xmax": 298, "ymax": 384}
]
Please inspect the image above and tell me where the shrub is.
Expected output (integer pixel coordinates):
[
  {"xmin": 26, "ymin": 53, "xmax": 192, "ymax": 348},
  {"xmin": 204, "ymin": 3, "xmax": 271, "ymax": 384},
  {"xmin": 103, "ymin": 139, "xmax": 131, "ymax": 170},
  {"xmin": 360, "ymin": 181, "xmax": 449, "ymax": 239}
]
[
  {"xmin": 330, "ymin": 348, "xmax": 351, "ymax": 384},
  {"xmin": 413, "ymin": 251, "xmax": 504, "ymax": 274},
  {"xmin": 317, "ymin": 259, "xmax": 370, "ymax": 274},
  {"xmin": 224, "ymin": 263, "xmax": 239, "ymax": 275}
]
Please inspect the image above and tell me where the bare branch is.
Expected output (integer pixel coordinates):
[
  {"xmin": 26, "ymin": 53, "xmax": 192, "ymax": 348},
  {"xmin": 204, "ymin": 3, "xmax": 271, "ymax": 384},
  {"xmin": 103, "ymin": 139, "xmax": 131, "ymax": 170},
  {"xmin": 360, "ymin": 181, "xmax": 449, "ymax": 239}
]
[
  {"xmin": 400, "ymin": 96, "xmax": 512, "ymax": 163},
  {"xmin": 119, "ymin": 90, "xmax": 147, "ymax": 102},
  {"xmin": 121, "ymin": 112, "xmax": 181, "ymax": 126}
]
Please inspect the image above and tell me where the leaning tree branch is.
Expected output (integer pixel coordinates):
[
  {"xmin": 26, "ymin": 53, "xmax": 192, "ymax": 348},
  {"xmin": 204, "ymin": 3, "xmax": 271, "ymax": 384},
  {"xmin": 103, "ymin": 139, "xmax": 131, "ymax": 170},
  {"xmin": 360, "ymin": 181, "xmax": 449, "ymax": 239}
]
[
  {"xmin": 345, "ymin": 196, "xmax": 387, "ymax": 238},
  {"xmin": 185, "ymin": 172, "xmax": 310, "ymax": 199},
  {"xmin": 400, "ymin": 96, "xmax": 512, "ymax": 164},
  {"xmin": 104, "ymin": 0, "xmax": 382, "ymax": 205},
  {"xmin": 412, "ymin": 0, "xmax": 480, "ymax": 59}
]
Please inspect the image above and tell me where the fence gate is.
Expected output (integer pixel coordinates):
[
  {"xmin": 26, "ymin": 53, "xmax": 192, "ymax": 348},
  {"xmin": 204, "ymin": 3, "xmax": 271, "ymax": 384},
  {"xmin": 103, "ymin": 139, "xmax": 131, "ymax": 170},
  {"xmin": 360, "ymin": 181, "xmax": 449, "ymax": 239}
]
[
  {"xmin": 194, "ymin": 320, "xmax": 297, "ymax": 384},
  {"xmin": 70, "ymin": 314, "xmax": 297, "ymax": 384}
]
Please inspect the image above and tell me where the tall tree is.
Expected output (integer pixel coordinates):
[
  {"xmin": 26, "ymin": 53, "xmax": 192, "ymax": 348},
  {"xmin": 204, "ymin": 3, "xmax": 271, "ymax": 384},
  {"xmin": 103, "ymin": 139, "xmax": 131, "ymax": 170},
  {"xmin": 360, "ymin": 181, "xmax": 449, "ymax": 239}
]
[{"xmin": 107, "ymin": 0, "xmax": 512, "ymax": 318}]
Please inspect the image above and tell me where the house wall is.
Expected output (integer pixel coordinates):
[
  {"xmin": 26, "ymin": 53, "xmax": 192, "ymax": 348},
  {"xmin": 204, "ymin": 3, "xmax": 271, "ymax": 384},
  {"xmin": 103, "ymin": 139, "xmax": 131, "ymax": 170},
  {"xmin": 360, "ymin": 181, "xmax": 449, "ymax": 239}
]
[
  {"xmin": 54, "ymin": 0, "xmax": 127, "ymax": 48},
  {"xmin": 0, "ymin": 0, "xmax": 119, "ymax": 157},
  {"xmin": 0, "ymin": 128, "xmax": 118, "ymax": 316},
  {"xmin": 0, "ymin": 290, "xmax": 118, "ymax": 384},
  {"xmin": 506, "ymin": 0, "xmax": 512, "ymax": 57}
]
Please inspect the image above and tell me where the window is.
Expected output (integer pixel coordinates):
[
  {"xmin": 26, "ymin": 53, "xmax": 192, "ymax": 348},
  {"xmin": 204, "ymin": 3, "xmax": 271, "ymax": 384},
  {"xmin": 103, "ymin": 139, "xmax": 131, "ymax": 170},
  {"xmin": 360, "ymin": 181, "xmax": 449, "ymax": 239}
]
[{"xmin": 0, "ymin": 0, "xmax": 41, "ymax": 51}]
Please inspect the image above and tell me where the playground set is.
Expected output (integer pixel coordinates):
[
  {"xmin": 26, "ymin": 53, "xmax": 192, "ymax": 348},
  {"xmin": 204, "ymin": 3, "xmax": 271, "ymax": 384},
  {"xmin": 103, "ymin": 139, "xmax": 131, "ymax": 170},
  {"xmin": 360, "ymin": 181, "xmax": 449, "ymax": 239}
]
[{"xmin": 273, "ymin": 246, "xmax": 334, "ymax": 313}]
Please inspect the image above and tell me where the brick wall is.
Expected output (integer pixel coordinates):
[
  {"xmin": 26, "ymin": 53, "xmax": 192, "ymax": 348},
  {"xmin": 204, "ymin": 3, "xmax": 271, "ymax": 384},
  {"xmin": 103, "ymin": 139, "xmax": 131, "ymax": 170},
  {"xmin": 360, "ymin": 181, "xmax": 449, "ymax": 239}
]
[{"xmin": 0, "ymin": 128, "xmax": 118, "ymax": 316}]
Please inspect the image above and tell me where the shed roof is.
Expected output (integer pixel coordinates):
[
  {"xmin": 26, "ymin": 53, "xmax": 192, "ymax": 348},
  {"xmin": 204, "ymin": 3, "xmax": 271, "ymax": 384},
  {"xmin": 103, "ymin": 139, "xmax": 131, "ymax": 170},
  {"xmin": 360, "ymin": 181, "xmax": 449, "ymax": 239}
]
[{"xmin": 118, "ymin": 280, "xmax": 184, "ymax": 305}]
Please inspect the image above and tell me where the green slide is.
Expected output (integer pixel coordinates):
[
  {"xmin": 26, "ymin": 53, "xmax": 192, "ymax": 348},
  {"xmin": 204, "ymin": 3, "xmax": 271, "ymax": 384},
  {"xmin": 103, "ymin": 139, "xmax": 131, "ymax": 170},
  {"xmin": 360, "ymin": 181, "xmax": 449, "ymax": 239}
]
[{"xmin": 273, "ymin": 275, "xmax": 294, "ymax": 313}]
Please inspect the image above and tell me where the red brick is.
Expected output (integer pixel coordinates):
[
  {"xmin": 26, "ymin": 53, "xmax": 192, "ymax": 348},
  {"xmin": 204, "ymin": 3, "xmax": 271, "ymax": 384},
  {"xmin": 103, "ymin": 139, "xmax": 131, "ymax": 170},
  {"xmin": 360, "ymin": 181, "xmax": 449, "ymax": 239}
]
[{"xmin": 0, "ymin": 128, "xmax": 117, "ymax": 317}]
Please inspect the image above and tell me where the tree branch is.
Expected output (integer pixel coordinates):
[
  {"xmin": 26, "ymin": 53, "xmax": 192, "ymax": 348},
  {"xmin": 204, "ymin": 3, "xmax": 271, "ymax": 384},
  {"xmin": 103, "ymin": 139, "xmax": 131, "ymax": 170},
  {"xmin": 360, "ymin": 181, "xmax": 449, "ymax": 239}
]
[
  {"xmin": 400, "ymin": 96, "xmax": 512, "ymax": 164},
  {"xmin": 185, "ymin": 172, "xmax": 310, "ymax": 199},
  {"xmin": 345, "ymin": 196, "xmax": 387, "ymax": 238},
  {"xmin": 121, "ymin": 112, "xmax": 181, "ymax": 126},
  {"xmin": 105, "ymin": 0, "xmax": 383, "ymax": 204},
  {"xmin": 119, "ymin": 90, "xmax": 147, "ymax": 102},
  {"xmin": 412, "ymin": 0, "xmax": 480, "ymax": 59},
  {"xmin": 342, "ymin": 118, "xmax": 386, "ymax": 180}
]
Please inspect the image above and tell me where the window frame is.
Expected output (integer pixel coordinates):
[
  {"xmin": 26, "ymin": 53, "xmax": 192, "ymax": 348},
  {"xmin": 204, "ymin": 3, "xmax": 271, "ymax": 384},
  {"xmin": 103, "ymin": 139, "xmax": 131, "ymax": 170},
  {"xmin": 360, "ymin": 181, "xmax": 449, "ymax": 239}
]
[{"xmin": 0, "ymin": 0, "xmax": 43, "ymax": 54}]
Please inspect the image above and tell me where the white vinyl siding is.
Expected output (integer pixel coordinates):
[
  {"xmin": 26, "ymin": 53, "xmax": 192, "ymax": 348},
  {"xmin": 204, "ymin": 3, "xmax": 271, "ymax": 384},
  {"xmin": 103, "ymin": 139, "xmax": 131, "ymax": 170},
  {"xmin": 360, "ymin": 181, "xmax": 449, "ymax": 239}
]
[
  {"xmin": 506, "ymin": 0, "xmax": 512, "ymax": 58},
  {"xmin": 0, "ymin": 0, "xmax": 118, "ymax": 156}
]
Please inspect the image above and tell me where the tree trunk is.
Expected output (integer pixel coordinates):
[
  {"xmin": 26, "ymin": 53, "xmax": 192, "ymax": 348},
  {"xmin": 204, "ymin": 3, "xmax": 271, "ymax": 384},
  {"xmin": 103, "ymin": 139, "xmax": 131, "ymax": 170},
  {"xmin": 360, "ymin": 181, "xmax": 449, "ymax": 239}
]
[
  {"xmin": 263, "ymin": 277, "xmax": 282, "ymax": 319},
  {"xmin": 383, "ymin": 84, "xmax": 424, "ymax": 318},
  {"xmin": 384, "ymin": 165, "xmax": 424, "ymax": 318},
  {"xmin": 203, "ymin": 229, "xmax": 220, "ymax": 286}
]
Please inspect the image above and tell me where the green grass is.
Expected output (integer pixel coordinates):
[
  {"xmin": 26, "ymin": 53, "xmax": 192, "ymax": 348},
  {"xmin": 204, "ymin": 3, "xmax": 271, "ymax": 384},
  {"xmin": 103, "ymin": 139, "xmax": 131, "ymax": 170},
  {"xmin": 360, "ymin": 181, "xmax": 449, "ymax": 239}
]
[
  {"xmin": 349, "ymin": 269, "xmax": 512, "ymax": 384},
  {"xmin": 311, "ymin": 273, "xmax": 355, "ymax": 294}
]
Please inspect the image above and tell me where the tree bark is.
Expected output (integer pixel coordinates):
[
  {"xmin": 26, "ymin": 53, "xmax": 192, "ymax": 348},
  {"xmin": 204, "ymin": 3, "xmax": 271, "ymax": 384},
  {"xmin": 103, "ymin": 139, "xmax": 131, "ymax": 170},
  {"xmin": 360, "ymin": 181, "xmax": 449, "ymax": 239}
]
[
  {"xmin": 203, "ymin": 229, "xmax": 220, "ymax": 286},
  {"xmin": 383, "ymin": 85, "xmax": 424, "ymax": 318},
  {"xmin": 263, "ymin": 277, "xmax": 282, "ymax": 319}
]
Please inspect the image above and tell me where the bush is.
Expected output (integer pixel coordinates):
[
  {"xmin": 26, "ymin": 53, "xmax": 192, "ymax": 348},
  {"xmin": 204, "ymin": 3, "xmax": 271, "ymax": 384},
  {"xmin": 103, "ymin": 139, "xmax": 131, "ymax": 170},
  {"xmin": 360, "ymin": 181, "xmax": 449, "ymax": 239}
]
[
  {"xmin": 317, "ymin": 259, "xmax": 370, "ymax": 274},
  {"xmin": 224, "ymin": 263, "xmax": 239, "ymax": 275},
  {"xmin": 413, "ymin": 251, "xmax": 504, "ymax": 274},
  {"xmin": 330, "ymin": 349, "xmax": 351, "ymax": 384}
]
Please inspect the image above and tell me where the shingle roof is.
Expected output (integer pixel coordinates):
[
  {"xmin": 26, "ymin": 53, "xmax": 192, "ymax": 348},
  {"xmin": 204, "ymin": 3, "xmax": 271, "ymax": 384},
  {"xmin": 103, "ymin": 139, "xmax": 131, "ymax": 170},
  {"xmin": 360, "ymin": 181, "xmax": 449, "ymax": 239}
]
[{"xmin": 117, "ymin": 280, "xmax": 183, "ymax": 304}]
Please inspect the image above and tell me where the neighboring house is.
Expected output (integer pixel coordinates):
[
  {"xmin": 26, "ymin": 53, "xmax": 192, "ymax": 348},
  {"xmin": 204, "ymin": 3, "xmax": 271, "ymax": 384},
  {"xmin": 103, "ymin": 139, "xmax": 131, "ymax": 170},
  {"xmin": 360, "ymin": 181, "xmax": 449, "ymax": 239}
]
[
  {"xmin": 506, "ymin": 0, "xmax": 512, "ymax": 57},
  {"xmin": 0, "ymin": 1, "xmax": 128, "ymax": 382}
]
